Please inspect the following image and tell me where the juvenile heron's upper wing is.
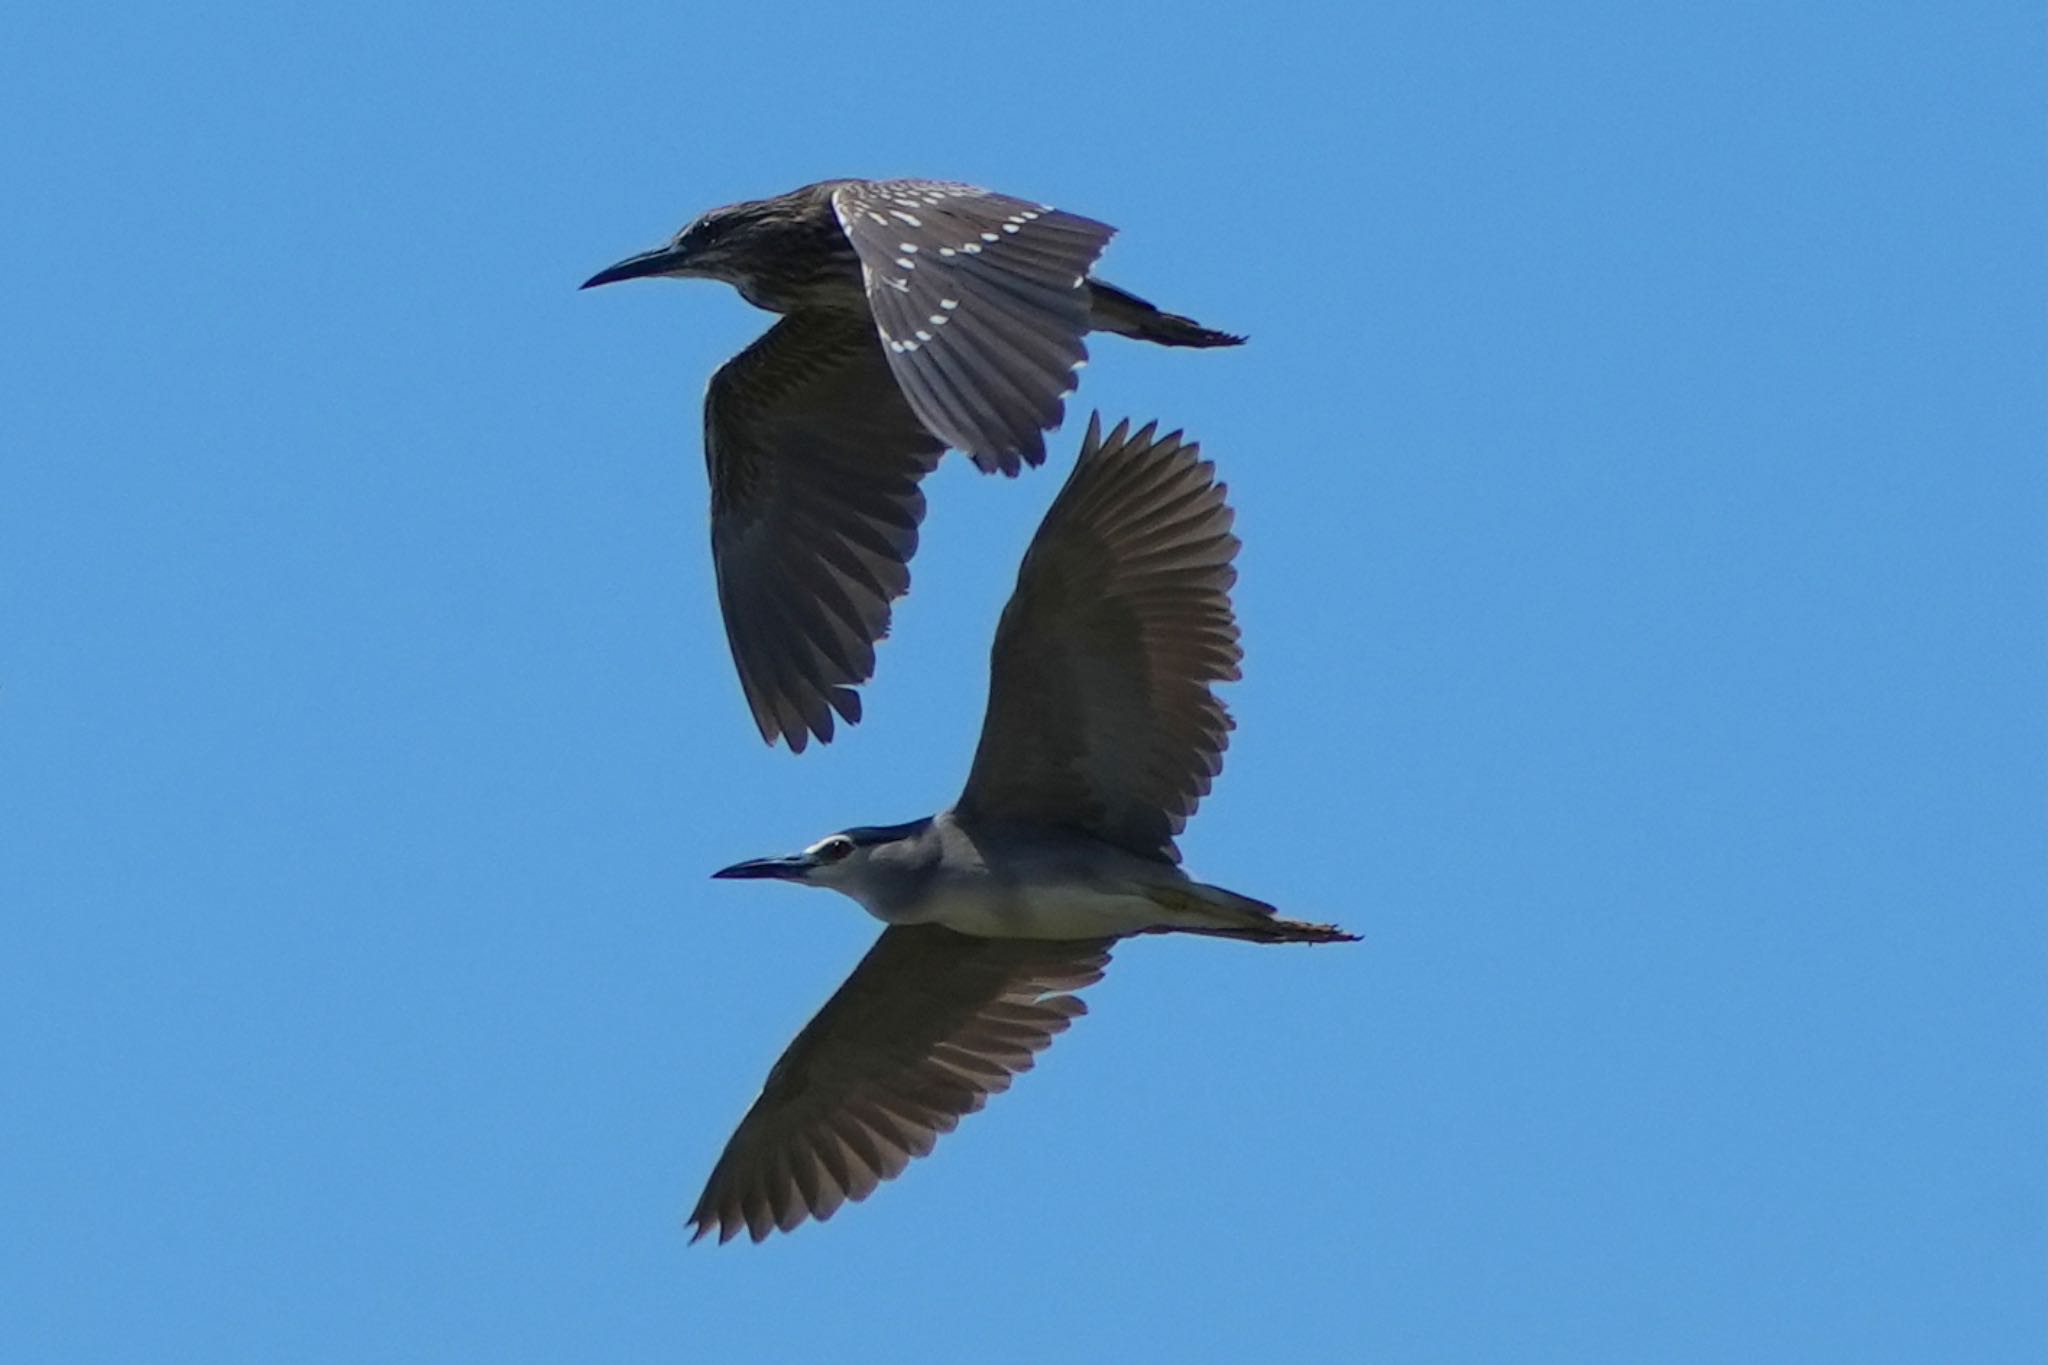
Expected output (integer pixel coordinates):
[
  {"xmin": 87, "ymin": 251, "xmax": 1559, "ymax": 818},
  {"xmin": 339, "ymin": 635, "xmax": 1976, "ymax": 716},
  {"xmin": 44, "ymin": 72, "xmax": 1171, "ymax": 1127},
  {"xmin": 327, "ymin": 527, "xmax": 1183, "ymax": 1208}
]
[
  {"xmin": 830, "ymin": 179, "xmax": 1114, "ymax": 476},
  {"xmin": 688, "ymin": 924, "xmax": 1112, "ymax": 1244},
  {"xmin": 954, "ymin": 416, "xmax": 1242, "ymax": 863},
  {"xmin": 707, "ymin": 310, "xmax": 948, "ymax": 752}
]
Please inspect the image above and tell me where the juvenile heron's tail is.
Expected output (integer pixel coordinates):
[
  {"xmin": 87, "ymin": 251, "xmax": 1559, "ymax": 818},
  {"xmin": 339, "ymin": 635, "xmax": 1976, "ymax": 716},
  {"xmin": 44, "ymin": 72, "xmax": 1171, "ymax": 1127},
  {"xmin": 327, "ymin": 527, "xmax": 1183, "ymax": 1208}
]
[{"xmin": 1087, "ymin": 281, "xmax": 1246, "ymax": 348}]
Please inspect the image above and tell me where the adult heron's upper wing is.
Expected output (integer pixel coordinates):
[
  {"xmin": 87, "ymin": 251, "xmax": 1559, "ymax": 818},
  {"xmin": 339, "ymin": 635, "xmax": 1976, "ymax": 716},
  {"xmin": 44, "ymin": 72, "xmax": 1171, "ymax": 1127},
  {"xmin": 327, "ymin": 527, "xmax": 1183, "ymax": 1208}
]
[
  {"xmin": 707, "ymin": 310, "xmax": 948, "ymax": 751},
  {"xmin": 830, "ymin": 180, "xmax": 1115, "ymax": 476},
  {"xmin": 688, "ymin": 924, "xmax": 1113, "ymax": 1244},
  {"xmin": 954, "ymin": 417, "xmax": 1242, "ymax": 863}
]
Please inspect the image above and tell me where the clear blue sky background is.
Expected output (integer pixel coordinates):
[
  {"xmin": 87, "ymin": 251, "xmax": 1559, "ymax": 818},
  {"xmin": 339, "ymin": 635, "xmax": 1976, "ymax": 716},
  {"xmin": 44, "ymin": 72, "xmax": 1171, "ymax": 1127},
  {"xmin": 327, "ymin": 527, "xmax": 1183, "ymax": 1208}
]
[{"xmin": 2, "ymin": 2, "xmax": 2040, "ymax": 1361}]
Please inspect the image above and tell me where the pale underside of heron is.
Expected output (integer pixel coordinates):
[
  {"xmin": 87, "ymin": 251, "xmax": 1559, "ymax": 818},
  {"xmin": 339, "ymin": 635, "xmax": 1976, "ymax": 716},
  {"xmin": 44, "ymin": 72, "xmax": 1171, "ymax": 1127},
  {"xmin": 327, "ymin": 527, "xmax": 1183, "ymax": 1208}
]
[
  {"xmin": 690, "ymin": 417, "xmax": 1355, "ymax": 1245},
  {"xmin": 582, "ymin": 178, "xmax": 1244, "ymax": 751}
]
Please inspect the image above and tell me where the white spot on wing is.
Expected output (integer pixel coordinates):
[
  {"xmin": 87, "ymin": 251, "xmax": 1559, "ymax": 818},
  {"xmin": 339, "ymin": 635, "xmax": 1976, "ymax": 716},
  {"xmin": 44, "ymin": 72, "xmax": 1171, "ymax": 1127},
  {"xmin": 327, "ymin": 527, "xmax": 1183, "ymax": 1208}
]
[{"xmin": 890, "ymin": 210, "xmax": 923, "ymax": 226}]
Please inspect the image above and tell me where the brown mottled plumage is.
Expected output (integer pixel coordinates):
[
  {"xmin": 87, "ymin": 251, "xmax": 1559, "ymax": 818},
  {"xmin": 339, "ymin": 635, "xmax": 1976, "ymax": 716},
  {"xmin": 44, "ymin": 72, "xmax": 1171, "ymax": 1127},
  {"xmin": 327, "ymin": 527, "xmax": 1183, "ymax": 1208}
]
[{"xmin": 583, "ymin": 179, "xmax": 1243, "ymax": 750}]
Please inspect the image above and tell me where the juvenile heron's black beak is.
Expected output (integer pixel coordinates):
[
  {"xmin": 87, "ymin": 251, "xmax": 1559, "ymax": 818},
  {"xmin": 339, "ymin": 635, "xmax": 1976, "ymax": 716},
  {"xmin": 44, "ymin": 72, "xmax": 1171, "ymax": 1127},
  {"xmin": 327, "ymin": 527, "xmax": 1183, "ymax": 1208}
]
[
  {"xmin": 711, "ymin": 854, "xmax": 812, "ymax": 882},
  {"xmin": 580, "ymin": 245, "xmax": 690, "ymax": 290}
]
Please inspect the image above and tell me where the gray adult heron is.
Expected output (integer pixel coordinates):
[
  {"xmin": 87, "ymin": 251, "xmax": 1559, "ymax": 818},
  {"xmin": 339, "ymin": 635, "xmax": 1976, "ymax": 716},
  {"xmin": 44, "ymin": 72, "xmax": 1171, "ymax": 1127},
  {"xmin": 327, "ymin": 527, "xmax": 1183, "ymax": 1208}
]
[{"xmin": 692, "ymin": 416, "xmax": 1355, "ymax": 1244}]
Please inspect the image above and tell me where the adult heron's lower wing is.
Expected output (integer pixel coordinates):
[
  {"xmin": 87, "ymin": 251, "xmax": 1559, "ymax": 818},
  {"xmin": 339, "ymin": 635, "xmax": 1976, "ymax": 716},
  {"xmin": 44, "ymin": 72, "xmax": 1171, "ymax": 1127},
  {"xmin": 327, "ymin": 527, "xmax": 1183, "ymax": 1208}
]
[
  {"xmin": 688, "ymin": 925, "xmax": 1113, "ymax": 1244},
  {"xmin": 831, "ymin": 180, "xmax": 1114, "ymax": 476},
  {"xmin": 707, "ymin": 310, "xmax": 948, "ymax": 751},
  {"xmin": 954, "ymin": 416, "xmax": 1243, "ymax": 863}
]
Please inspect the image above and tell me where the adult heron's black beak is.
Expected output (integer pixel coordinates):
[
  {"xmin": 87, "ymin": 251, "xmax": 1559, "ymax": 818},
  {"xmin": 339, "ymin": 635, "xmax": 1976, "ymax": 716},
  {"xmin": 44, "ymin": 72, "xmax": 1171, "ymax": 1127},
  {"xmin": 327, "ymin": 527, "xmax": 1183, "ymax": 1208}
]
[
  {"xmin": 580, "ymin": 245, "xmax": 690, "ymax": 290},
  {"xmin": 711, "ymin": 854, "xmax": 812, "ymax": 882}
]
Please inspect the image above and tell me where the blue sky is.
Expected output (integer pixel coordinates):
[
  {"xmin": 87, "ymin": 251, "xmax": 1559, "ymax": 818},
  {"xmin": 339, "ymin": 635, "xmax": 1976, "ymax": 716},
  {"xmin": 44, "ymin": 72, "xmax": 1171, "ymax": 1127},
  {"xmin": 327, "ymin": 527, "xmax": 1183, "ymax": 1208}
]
[{"xmin": 2, "ymin": 1, "xmax": 2040, "ymax": 1360}]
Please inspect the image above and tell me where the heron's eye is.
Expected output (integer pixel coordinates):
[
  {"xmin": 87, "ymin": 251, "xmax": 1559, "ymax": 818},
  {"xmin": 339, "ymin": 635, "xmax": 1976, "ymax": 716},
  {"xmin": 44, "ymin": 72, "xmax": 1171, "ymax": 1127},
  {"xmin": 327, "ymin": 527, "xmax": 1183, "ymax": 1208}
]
[{"xmin": 816, "ymin": 837, "xmax": 854, "ymax": 863}]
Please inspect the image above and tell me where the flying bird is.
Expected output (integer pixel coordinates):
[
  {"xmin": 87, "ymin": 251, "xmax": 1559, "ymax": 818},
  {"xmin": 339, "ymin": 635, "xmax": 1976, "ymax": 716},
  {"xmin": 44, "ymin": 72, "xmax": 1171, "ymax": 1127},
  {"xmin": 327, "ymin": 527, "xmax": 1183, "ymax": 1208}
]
[
  {"xmin": 692, "ymin": 416, "xmax": 1355, "ymax": 1244},
  {"xmin": 581, "ymin": 178, "xmax": 1243, "ymax": 751}
]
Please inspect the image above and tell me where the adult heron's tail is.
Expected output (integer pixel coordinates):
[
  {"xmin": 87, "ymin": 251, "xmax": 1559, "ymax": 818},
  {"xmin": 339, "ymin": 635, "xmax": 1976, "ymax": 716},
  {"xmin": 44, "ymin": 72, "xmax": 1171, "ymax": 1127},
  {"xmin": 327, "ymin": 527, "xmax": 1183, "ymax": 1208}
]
[{"xmin": 1139, "ymin": 880, "xmax": 1358, "ymax": 945}]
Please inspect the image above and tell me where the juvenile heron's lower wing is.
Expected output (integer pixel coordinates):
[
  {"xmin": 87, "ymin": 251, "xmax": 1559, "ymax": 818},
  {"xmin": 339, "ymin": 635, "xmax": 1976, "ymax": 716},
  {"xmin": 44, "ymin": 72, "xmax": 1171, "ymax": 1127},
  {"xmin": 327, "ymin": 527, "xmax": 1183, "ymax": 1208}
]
[
  {"xmin": 689, "ymin": 925, "xmax": 1113, "ymax": 1244},
  {"xmin": 954, "ymin": 416, "xmax": 1243, "ymax": 863},
  {"xmin": 831, "ymin": 180, "xmax": 1114, "ymax": 476},
  {"xmin": 707, "ymin": 310, "xmax": 948, "ymax": 751}
]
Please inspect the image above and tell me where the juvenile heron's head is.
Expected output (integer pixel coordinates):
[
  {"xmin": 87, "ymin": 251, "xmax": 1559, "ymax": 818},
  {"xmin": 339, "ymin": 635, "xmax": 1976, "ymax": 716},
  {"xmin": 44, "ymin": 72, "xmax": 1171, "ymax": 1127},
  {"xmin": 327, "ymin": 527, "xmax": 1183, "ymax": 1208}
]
[{"xmin": 580, "ymin": 197, "xmax": 803, "ymax": 290}]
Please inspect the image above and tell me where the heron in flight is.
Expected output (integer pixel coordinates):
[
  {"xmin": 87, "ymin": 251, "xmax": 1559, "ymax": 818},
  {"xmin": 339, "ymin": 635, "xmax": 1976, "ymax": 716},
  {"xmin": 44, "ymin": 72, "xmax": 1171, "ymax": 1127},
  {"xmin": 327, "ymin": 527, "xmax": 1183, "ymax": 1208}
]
[
  {"xmin": 692, "ymin": 416, "xmax": 1355, "ymax": 1244},
  {"xmin": 582, "ymin": 179, "xmax": 1242, "ymax": 750}
]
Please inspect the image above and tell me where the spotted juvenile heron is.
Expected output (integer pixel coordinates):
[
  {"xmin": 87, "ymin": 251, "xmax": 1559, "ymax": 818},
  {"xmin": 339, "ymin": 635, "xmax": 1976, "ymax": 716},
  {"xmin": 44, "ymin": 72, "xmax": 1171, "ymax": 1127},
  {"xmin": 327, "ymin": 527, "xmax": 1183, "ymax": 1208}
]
[
  {"xmin": 690, "ymin": 416, "xmax": 1356, "ymax": 1245},
  {"xmin": 581, "ymin": 178, "xmax": 1243, "ymax": 751}
]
